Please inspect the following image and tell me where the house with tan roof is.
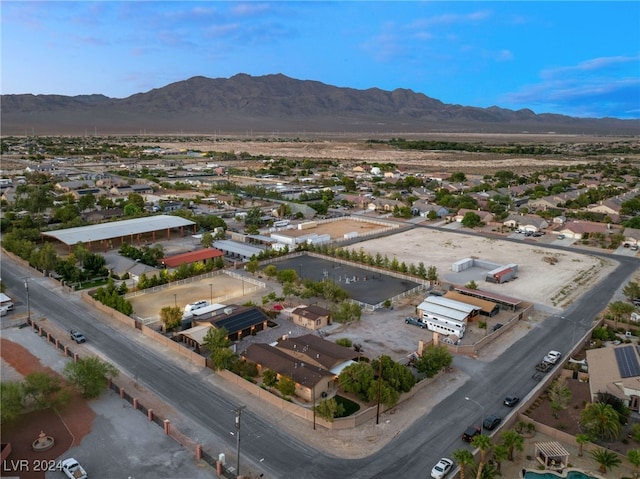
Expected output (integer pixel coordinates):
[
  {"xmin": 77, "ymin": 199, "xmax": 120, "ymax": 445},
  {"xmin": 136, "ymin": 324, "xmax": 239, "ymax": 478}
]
[
  {"xmin": 558, "ymin": 221, "xmax": 614, "ymax": 240},
  {"xmin": 291, "ymin": 305, "xmax": 331, "ymax": 330},
  {"xmin": 454, "ymin": 208, "xmax": 494, "ymax": 224},
  {"xmin": 586, "ymin": 344, "xmax": 640, "ymax": 411}
]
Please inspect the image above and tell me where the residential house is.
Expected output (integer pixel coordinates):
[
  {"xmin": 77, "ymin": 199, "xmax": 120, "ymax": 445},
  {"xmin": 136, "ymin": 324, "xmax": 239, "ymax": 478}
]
[
  {"xmin": 558, "ymin": 220, "xmax": 614, "ymax": 240},
  {"xmin": 517, "ymin": 215, "xmax": 549, "ymax": 233},
  {"xmin": 411, "ymin": 200, "xmax": 449, "ymax": 218},
  {"xmin": 368, "ymin": 198, "xmax": 405, "ymax": 212},
  {"xmin": 241, "ymin": 343, "xmax": 335, "ymax": 401},
  {"xmin": 586, "ymin": 344, "xmax": 640, "ymax": 411},
  {"xmin": 623, "ymin": 228, "xmax": 640, "ymax": 247},
  {"xmin": 291, "ymin": 305, "xmax": 331, "ymax": 330},
  {"xmin": 454, "ymin": 208, "xmax": 494, "ymax": 224}
]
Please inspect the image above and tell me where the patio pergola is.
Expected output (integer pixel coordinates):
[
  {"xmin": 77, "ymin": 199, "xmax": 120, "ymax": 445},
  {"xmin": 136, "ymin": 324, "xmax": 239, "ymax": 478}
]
[{"xmin": 534, "ymin": 441, "xmax": 569, "ymax": 470}]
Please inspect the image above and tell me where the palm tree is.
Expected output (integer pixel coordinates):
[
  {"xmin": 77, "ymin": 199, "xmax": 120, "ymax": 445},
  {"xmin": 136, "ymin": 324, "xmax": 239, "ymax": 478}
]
[
  {"xmin": 589, "ymin": 447, "xmax": 621, "ymax": 474},
  {"xmin": 609, "ymin": 300, "xmax": 634, "ymax": 329},
  {"xmin": 628, "ymin": 449, "xmax": 640, "ymax": 479},
  {"xmin": 471, "ymin": 434, "xmax": 492, "ymax": 479},
  {"xmin": 491, "ymin": 444, "xmax": 509, "ymax": 475},
  {"xmin": 452, "ymin": 449, "xmax": 475, "ymax": 479},
  {"xmin": 548, "ymin": 376, "xmax": 572, "ymax": 419},
  {"xmin": 575, "ymin": 433, "xmax": 592, "ymax": 457},
  {"xmin": 500, "ymin": 429, "xmax": 524, "ymax": 461},
  {"xmin": 469, "ymin": 460, "xmax": 499, "ymax": 479},
  {"xmin": 580, "ymin": 402, "xmax": 621, "ymax": 441}
]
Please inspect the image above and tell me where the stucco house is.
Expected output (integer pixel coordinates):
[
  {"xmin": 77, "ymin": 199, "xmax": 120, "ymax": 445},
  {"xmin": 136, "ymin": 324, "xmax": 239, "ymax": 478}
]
[
  {"xmin": 291, "ymin": 305, "xmax": 331, "ymax": 330},
  {"xmin": 586, "ymin": 344, "xmax": 640, "ymax": 411},
  {"xmin": 454, "ymin": 208, "xmax": 494, "ymax": 224}
]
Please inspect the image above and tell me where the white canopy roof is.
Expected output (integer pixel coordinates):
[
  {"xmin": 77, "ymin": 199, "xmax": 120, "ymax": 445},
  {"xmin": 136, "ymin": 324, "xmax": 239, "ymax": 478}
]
[{"xmin": 42, "ymin": 215, "xmax": 195, "ymax": 246}]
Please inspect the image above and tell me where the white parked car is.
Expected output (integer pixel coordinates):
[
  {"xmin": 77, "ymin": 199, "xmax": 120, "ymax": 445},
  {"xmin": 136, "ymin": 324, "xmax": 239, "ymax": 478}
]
[
  {"xmin": 62, "ymin": 458, "xmax": 87, "ymax": 479},
  {"xmin": 431, "ymin": 457, "xmax": 454, "ymax": 479},
  {"xmin": 544, "ymin": 350, "xmax": 562, "ymax": 364}
]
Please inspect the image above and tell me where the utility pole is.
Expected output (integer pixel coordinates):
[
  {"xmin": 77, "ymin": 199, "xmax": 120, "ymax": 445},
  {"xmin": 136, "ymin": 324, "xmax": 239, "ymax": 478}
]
[
  {"xmin": 376, "ymin": 357, "xmax": 382, "ymax": 424},
  {"xmin": 235, "ymin": 406, "xmax": 245, "ymax": 478}
]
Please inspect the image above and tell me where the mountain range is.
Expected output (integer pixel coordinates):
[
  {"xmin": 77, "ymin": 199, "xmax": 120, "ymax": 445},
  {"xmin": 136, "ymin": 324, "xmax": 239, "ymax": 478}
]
[{"xmin": 2, "ymin": 73, "xmax": 638, "ymax": 136}]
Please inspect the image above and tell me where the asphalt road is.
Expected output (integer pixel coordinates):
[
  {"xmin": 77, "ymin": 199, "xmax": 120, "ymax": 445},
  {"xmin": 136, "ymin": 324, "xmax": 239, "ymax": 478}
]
[{"xmin": 2, "ymin": 236, "xmax": 638, "ymax": 478}]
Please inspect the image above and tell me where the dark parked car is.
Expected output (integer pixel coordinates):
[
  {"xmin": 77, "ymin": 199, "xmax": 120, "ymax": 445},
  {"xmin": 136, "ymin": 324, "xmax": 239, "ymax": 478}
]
[
  {"xmin": 504, "ymin": 395, "xmax": 520, "ymax": 407},
  {"xmin": 483, "ymin": 414, "xmax": 502, "ymax": 431},
  {"xmin": 405, "ymin": 316, "xmax": 427, "ymax": 329},
  {"xmin": 491, "ymin": 323, "xmax": 503, "ymax": 332},
  {"xmin": 462, "ymin": 425, "xmax": 481, "ymax": 442}
]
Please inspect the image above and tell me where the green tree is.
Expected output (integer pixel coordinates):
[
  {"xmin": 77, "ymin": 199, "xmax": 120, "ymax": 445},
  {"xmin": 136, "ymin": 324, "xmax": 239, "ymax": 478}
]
[
  {"xmin": 22, "ymin": 372, "xmax": 69, "ymax": 411},
  {"xmin": 64, "ymin": 356, "xmax": 118, "ymax": 398},
  {"xmin": 608, "ymin": 300, "xmax": 635, "ymax": 329},
  {"xmin": 548, "ymin": 376, "xmax": 572, "ymax": 419},
  {"xmin": 580, "ymin": 402, "xmax": 621, "ymax": 441},
  {"xmin": 500, "ymin": 429, "xmax": 524, "ymax": 461},
  {"xmin": 201, "ymin": 231, "xmax": 214, "ymax": 248},
  {"xmin": 332, "ymin": 302, "xmax": 362, "ymax": 323},
  {"xmin": 245, "ymin": 258, "xmax": 260, "ymax": 276},
  {"xmin": 471, "ymin": 434, "xmax": 492, "ymax": 479},
  {"xmin": 338, "ymin": 362, "xmax": 375, "ymax": 402},
  {"xmin": 78, "ymin": 192, "xmax": 96, "ymax": 211},
  {"xmin": 491, "ymin": 444, "xmax": 509, "ymax": 476},
  {"xmin": 466, "ymin": 280, "xmax": 479, "ymax": 290},
  {"xmin": 202, "ymin": 327, "xmax": 235, "ymax": 371},
  {"xmin": 627, "ymin": 449, "xmax": 640, "ymax": 479},
  {"xmin": 314, "ymin": 397, "xmax": 345, "ymax": 422},
  {"xmin": 576, "ymin": 433, "xmax": 592, "ymax": 457},
  {"xmin": 263, "ymin": 264, "xmax": 277, "ymax": 278},
  {"xmin": 244, "ymin": 207, "xmax": 263, "ymax": 231},
  {"xmin": 276, "ymin": 269, "xmax": 298, "ymax": 284},
  {"xmin": 414, "ymin": 344, "xmax": 452, "ymax": 377},
  {"xmin": 262, "ymin": 369, "xmax": 278, "ymax": 388},
  {"xmin": 461, "ymin": 211, "xmax": 482, "ymax": 228},
  {"xmin": 623, "ymin": 281, "xmax": 640, "ymax": 302},
  {"xmin": 126, "ymin": 193, "xmax": 145, "ymax": 209},
  {"xmin": 0, "ymin": 381, "xmax": 25, "ymax": 422},
  {"xmin": 589, "ymin": 447, "xmax": 621, "ymax": 474},
  {"xmin": 159, "ymin": 306, "xmax": 183, "ymax": 332},
  {"xmin": 450, "ymin": 172, "xmax": 467, "ymax": 182},
  {"xmin": 452, "ymin": 449, "xmax": 475, "ymax": 479},
  {"xmin": 276, "ymin": 375, "xmax": 296, "ymax": 398},
  {"xmin": 426, "ymin": 265, "xmax": 438, "ymax": 283}
]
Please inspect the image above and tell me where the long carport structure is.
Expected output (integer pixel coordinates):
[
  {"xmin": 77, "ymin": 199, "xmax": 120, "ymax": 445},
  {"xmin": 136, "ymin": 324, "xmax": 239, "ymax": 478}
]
[{"xmin": 42, "ymin": 215, "xmax": 197, "ymax": 252}]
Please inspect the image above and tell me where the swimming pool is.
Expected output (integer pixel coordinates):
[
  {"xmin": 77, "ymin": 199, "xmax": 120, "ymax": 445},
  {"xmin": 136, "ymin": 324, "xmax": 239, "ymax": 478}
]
[{"xmin": 524, "ymin": 470, "xmax": 600, "ymax": 479}]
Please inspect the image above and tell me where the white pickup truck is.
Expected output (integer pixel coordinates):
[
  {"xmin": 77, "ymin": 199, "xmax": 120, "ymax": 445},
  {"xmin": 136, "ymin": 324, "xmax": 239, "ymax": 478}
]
[{"xmin": 62, "ymin": 458, "xmax": 87, "ymax": 479}]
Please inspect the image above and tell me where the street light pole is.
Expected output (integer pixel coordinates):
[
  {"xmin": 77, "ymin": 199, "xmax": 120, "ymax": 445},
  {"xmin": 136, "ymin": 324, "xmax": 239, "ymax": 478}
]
[
  {"xmin": 24, "ymin": 278, "xmax": 30, "ymax": 321},
  {"xmin": 234, "ymin": 406, "xmax": 245, "ymax": 478},
  {"xmin": 173, "ymin": 294, "xmax": 177, "ymax": 307},
  {"xmin": 465, "ymin": 396, "xmax": 485, "ymax": 431},
  {"xmin": 209, "ymin": 283, "xmax": 213, "ymax": 303}
]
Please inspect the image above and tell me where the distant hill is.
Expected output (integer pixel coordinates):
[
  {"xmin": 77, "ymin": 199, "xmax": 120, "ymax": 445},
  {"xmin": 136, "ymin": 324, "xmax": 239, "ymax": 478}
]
[{"xmin": 2, "ymin": 73, "xmax": 638, "ymax": 136}]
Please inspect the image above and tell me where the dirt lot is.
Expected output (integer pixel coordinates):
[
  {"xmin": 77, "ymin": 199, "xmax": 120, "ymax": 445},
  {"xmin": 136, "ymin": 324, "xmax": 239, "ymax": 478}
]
[
  {"xmin": 355, "ymin": 228, "xmax": 617, "ymax": 309},
  {"xmin": 128, "ymin": 273, "xmax": 255, "ymax": 320},
  {"xmin": 274, "ymin": 218, "xmax": 392, "ymax": 240}
]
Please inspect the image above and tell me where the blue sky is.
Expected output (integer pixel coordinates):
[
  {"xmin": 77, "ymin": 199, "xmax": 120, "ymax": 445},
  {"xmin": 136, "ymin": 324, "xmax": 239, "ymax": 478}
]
[{"xmin": 2, "ymin": 1, "xmax": 639, "ymax": 119}]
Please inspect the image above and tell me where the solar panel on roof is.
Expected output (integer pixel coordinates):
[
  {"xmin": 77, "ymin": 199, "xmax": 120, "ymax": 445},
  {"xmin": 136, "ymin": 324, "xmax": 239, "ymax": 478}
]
[{"xmin": 615, "ymin": 346, "xmax": 640, "ymax": 378}]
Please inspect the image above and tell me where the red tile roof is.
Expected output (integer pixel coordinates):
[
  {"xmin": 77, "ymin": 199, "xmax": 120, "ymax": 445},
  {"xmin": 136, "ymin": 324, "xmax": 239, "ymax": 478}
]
[{"xmin": 161, "ymin": 248, "xmax": 224, "ymax": 268}]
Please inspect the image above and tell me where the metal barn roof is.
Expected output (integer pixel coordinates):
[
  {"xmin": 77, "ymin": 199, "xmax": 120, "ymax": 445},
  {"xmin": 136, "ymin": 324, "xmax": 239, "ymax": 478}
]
[{"xmin": 42, "ymin": 215, "xmax": 196, "ymax": 246}]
